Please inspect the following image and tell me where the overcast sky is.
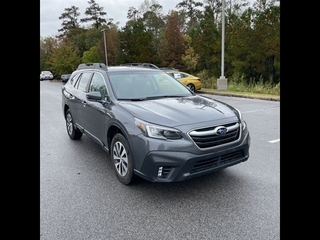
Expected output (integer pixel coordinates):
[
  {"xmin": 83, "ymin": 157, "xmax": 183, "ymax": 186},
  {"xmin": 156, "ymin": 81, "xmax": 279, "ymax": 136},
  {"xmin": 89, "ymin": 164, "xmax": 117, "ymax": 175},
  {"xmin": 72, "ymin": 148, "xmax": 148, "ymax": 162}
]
[{"xmin": 40, "ymin": 0, "xmax": 182, "ymax": 37}]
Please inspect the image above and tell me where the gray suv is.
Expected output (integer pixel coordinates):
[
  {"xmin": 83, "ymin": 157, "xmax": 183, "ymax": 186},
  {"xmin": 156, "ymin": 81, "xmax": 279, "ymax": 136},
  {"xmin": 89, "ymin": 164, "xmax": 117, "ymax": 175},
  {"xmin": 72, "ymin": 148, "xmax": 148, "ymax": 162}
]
[{"xmin": 61, "ymin": 63, "xmax": 250, "ymax": 185}]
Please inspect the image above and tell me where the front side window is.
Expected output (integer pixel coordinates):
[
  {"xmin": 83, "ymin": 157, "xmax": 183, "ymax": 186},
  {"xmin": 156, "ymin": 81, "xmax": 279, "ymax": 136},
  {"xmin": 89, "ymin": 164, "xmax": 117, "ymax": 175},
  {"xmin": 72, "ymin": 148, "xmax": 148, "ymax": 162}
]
[{"xmin": 88, "ymin": 73, "xmax": 108, "ymax": 100}]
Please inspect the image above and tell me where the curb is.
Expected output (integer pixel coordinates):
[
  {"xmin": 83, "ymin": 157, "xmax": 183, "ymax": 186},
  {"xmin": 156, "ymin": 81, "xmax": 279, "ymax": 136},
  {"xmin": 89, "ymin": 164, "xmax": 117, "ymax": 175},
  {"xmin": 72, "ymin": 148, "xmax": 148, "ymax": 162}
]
[{"xmin": 197, "ymin": 90, "xmax": 280, "ymax": 102}]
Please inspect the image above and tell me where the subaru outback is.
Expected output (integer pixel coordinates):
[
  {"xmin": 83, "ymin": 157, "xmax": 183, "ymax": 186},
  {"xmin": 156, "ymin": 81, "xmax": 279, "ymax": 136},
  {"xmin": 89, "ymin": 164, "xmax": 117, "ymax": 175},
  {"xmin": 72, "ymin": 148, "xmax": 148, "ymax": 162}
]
[{"xmin": 61, "ymin": 63, "xmax": 250, "ymax": 185}]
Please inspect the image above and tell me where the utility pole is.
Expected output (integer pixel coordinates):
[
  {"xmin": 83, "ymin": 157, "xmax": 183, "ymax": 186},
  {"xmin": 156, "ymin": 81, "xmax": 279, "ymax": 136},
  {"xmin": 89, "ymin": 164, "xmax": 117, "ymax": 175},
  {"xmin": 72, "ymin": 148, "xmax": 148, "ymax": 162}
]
[
  {"xmin": 101, "ymin": 28, "xmax": 108, "ymax": 67},
  {"xmin": 217, "ymin": 0, "xmax": 227, "ymax": 90}
]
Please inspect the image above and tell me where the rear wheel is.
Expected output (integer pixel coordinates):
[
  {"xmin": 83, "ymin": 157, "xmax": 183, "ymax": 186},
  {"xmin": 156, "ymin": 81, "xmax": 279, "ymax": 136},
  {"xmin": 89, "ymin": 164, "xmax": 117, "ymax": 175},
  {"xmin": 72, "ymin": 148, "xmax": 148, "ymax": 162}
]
[
  {"xmin": 187, "ymin": 84, "xmax": 195, "ymax": 92},
  {"xmin": 65, "ymin": 109, "xmax": 82, "ymax": 140},
  {"xmin": 111, "ymin": 133, "xmax": 135, "ymax": 185}
]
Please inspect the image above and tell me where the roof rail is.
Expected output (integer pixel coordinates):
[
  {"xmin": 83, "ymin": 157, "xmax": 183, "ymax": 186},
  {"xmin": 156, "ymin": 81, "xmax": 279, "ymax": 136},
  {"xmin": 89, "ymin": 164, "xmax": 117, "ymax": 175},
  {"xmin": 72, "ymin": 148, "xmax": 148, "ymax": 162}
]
[
  {"xmin": 120, "ymin": 63, "xmax": 159, "ymax": 69},
  {"xmin": 159, "ymin": 67, "xmax": 178, "ymax": 70},
  {"xmin": 77, "ymin": 63, "xmax": 108, "ymax": 70}
]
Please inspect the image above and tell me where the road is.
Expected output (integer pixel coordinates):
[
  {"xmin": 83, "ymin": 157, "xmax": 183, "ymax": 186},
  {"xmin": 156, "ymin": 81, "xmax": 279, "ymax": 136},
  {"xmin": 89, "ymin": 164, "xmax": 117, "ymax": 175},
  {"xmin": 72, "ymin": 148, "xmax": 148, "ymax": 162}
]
[{"xmin": 40, "ymin": 80, "xmax": 280, "ymax": 240}]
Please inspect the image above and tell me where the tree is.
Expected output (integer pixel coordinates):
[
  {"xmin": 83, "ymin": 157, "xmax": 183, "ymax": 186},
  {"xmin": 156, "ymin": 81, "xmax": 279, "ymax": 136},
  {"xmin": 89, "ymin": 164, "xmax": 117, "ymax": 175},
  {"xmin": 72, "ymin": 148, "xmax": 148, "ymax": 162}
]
[
  {"xmin": 159, "ymin": 10, "xmax": 186, "ymax": 69},
  {"xmin": 127, "ymin": 6, "xmax": 141, "ymax": 21},
  {"xmin": 82, "ymin": 46, "xmax": 102, "ymax": 63},
  {"xmin": 141, "ymin": 2, "xmax": 165, "ymax": 35},
  {"xmin": 192, "ymin": 6, "xmax": 220, "ymax": 74},
  {"xmin": 98, "ymin": 25, "xmax": 121, "ymax": 66},
  {"xmin": 40, "ymin": 36, "xmax": 59, "ymax": 72},
  {"xmin": 81, "ymin": 0, "xmax": 107, "ymax": 29},
  {"xmin": 176, "ymin": 0, "xmax": 203, "ymax": 33},
  {"xmin": 203, "ymin": 0, "xmax": 222, "ymax": 24},
  {"xmin": 119, "ymin": 20, "xmax": 153, "ymax": 63},
  {"xmin": 58, "ymin": 5, "xmax": 81, "ymax": 36},
  {"xmin": 181, "ymin": 35, "xmax": 199, "ymax": 72},
  {"xmin": 251, "ymin": 4, "xmax": 280, "ymax": 83},
  {"xmin": 140, "ymin": 1, "xmax": 165, "ymax": 64},
  {"xmin": 47, "ymin": 42, "xmax": 81, "ymax": 77}
]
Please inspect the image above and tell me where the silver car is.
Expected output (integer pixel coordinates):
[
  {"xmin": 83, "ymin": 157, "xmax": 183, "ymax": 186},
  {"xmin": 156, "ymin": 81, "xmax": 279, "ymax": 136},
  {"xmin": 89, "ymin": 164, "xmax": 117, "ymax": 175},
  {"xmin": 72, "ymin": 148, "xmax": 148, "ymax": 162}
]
[{"xmin": 40, "ymin": 71, "xmax": 54, "ymax": 81}]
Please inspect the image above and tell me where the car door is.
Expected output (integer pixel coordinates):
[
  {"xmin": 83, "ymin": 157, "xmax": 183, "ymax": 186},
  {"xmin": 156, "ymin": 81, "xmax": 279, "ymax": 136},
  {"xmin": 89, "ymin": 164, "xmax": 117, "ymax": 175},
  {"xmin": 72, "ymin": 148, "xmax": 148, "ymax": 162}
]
[
  {"xmin": 82, "ymin": 72, "xmax": 111, "ymax": 146},
  {"xmin": 68, "ymin": 71, "xmax": 93, "ymax": 129}
]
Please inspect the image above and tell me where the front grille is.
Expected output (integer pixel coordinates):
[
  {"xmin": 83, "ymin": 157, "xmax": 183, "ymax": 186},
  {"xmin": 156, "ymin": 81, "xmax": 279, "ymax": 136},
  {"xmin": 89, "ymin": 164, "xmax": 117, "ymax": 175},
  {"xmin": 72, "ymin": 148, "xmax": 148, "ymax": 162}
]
[
  {"xmin": 189, "ymin": 122, "xmax": 240, "ymax": 149},
  {"xmin": 191, "ymin": 150, "xmax": 244, "ymax": 173}
]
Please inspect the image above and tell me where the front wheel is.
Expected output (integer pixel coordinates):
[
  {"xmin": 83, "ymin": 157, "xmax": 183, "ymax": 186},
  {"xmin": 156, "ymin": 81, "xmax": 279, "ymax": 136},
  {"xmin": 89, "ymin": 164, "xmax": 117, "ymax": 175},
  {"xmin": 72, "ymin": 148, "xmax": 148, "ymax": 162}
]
[
  {"xmin": 65, "ymin": 109, "xmax": 83, "ymax": 140},
  {"xmin": 111, "ymin": 133, "xmax": 135, "ymax": 185}
]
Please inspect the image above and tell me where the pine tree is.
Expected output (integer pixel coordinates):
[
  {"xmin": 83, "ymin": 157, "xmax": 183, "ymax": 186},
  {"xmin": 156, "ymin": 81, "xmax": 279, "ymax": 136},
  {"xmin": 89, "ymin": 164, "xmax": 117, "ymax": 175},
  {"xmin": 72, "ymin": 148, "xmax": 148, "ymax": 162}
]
[{"xmin": 81, "ymin": 0, "xmax": 107, "ymax": 29}]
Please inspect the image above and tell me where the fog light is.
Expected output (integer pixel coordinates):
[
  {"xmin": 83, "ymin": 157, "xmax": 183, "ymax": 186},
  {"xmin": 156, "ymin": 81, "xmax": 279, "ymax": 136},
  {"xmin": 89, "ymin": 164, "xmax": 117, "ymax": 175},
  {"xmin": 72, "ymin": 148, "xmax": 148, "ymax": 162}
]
[{"xmin": 158, "ymin": 166, "xmax": 163, "ymax": 177}]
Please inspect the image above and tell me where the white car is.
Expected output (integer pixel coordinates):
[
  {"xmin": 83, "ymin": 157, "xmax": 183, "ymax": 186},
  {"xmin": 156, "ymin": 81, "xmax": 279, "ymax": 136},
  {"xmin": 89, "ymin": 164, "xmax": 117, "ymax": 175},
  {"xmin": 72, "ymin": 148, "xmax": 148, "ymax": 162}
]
[{"xmin": 40, "ymin": 71, "xmax": 54, "ymax": 81}]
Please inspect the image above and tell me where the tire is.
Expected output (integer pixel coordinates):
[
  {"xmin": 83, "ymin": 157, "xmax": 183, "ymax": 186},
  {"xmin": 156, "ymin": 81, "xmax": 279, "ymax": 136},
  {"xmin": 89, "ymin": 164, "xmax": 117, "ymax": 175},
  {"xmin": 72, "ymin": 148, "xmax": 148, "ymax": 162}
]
[
  {"xmin": 65, "ymin": 109, "xmax": 83, "ymax": 140},
  {"xmin": 111, "ymin": 133, "xmax": 135, "ymax": 185},
  {"xmin": 187, "ymin": 84, "xmax": 195, "ymax": 92}
]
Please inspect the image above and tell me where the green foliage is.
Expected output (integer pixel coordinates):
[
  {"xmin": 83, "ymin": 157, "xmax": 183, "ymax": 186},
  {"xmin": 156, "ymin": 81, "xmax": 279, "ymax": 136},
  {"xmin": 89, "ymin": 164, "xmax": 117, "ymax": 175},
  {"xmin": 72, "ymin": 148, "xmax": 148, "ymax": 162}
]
[
  {"xmin": 81, "ymin": 0, "xmax": 107, "ymax": 29},
  {"xmin": 100, "ymin": 25, "xmax": 121, "ymax": 65},
  {"xmin": 197, "ymin": 67, "xmax": 279, "ymax": 96},
  {"xmin": 58, "ymin": 6, "xmax": 81, "ymax": 35},
  {"xmin": 82, "ymin": 46, "xmax": 102, "ymax": 63},
  {"xmin": 84, "ymin": 28, "xmax": 104, "ymax": 50},
  {"xmin": 176, "ymin": 0, "xmax": 204, "ymax": 32},
  {"xmin": 46, "ymin": 43, "xmax": 81, "ymax": 77},
  {"xmin": 40, "ymin": 37, "xmax": 59, "ymax": 73},
  {"xmin": 119, "ymin": 20, "xmax": 154, "ymax": 63},
  {"xmin": 182, "ymin": 35, "xmax": 199, "ymax": 72},
  {"xmin": 197, "ymin": 69, "xmax": 217, "ymax": 89},
  {"xmin": 159, "ymin": 10, "xmax": 186, "ymax": 69},
  {"xmin": 192, "ymin": 6, "xmax": 220, "ymax": 74}
]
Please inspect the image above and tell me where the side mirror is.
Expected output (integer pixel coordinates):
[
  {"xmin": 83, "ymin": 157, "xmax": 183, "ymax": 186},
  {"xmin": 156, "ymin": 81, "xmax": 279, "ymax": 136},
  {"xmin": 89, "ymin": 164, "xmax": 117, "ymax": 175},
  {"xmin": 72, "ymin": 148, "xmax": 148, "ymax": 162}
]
[{"xmin": 86, "ymin": 91, "xmax": 102, "ymax": 101}]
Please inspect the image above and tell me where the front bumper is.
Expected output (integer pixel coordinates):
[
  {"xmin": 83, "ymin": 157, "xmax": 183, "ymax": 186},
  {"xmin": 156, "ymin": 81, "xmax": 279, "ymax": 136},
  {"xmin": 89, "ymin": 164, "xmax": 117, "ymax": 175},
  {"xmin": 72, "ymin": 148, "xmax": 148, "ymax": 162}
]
[
  {"xmin": 41, "ymin": 76, "xmax": 53, "ymax": 80},
  {"xmin": 134, "ymin": 131, "xmax": 250, "ymax": 182}
]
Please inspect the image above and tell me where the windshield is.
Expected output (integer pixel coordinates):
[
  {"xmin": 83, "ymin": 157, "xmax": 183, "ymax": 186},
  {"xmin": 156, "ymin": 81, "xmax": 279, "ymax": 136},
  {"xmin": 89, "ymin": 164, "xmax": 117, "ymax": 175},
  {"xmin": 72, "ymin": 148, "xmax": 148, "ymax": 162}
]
[{"xmin": 108, "ymin": 71, "xmax": 193, "ymax": 100}]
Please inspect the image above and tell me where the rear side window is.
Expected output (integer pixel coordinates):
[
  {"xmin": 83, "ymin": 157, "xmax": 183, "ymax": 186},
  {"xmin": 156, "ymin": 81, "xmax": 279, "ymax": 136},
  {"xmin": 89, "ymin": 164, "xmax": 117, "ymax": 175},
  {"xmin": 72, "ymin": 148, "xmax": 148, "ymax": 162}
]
[
  {"xmin": 70, "ymin": 73, "xmax": 81, "ymax": 87},
  {"xmin": 75, "ymin": 72, "xmax": 92, "ymax": 92},
  {"xmin": 173, "ymin": 73, "xmax": 182, "ymax": 79}
]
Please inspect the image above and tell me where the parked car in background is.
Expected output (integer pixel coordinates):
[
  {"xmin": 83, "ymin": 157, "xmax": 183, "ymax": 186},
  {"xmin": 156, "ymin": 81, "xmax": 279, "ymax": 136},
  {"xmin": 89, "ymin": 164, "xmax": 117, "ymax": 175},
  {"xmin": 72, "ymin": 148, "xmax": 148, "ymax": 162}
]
[
  {"xmin": 61, "ymin": 73, "xmax": 71, "ymax": 83},
  {"xmin": 40, "ymin": 71, "xmax": 54, "ymax": 81},
  {"xmin": 61, "ymin": 63, "xmax": 250, "ymax": 185},
  {"xmin": 164, "ymin": 70, "xmax": 201, "ymax": 92}
]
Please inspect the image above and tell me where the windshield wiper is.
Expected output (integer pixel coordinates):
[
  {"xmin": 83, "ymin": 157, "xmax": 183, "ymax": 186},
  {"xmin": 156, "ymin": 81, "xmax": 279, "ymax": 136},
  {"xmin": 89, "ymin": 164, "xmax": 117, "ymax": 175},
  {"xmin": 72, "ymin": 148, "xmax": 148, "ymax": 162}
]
[
  {"xmin": 145, "ymin": 95, "xmax": 185, "ymax": 100},
  {"xmin": 118, "ymin": 95, "xmax": 187, "ymax": 101},
  {"xmin": 117, "ymin": 98, "xmax": 146, "ymax": 101}
]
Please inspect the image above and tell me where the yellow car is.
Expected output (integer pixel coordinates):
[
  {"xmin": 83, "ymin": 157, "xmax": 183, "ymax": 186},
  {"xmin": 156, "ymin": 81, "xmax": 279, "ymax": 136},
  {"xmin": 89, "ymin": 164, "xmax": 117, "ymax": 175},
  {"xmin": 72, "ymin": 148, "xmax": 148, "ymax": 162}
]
[{"xmin": 165, "ymin": 70, "xmax": 201, "ymax": 92}]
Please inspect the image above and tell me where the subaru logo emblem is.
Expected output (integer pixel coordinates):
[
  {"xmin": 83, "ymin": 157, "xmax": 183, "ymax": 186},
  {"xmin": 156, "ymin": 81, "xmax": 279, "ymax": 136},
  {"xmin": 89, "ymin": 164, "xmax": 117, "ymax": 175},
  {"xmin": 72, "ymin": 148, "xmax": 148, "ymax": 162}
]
[{"xmin": 216, "ymin": 126, "xmax": 228, "ymax": 135}]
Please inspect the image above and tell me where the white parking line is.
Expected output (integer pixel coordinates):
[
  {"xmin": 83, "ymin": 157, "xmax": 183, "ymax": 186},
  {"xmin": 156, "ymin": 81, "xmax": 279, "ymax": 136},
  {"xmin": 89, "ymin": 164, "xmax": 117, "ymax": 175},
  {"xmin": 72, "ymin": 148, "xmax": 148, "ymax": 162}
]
[
  {"xmin": 269, "ymin": 139, "xmax": 280, "ymax": 143},
  {"xmin": 243, "ymin": 107, "xmax": 280, "ymax": 114}
]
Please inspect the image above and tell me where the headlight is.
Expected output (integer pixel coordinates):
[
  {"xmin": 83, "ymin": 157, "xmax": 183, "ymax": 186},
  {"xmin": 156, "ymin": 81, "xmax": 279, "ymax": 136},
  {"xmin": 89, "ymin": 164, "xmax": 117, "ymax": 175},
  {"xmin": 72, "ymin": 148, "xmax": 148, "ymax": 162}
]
[
  {"xmin": 234, "ymin": 108, "xmax": 246, "ymax": 131},
  {"xmin": 135, "ymin": 118, "xmax": 182, "ymax": 140}
]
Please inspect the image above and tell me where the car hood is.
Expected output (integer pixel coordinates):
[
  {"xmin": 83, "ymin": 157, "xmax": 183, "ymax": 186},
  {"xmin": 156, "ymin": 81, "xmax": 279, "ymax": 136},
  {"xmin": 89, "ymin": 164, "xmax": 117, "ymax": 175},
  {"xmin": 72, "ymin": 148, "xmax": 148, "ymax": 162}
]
[{"xmin": 118, "ymin": 95, "xmax": 237, "ymax": 127}]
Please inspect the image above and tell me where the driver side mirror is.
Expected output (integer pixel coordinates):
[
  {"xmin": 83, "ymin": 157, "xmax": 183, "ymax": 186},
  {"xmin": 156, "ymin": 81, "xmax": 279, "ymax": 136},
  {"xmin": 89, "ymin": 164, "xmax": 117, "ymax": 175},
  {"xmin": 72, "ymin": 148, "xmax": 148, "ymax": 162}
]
[{"xmin": 86, "ymin": 91, "xmax": 102, "ymax": 101}]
